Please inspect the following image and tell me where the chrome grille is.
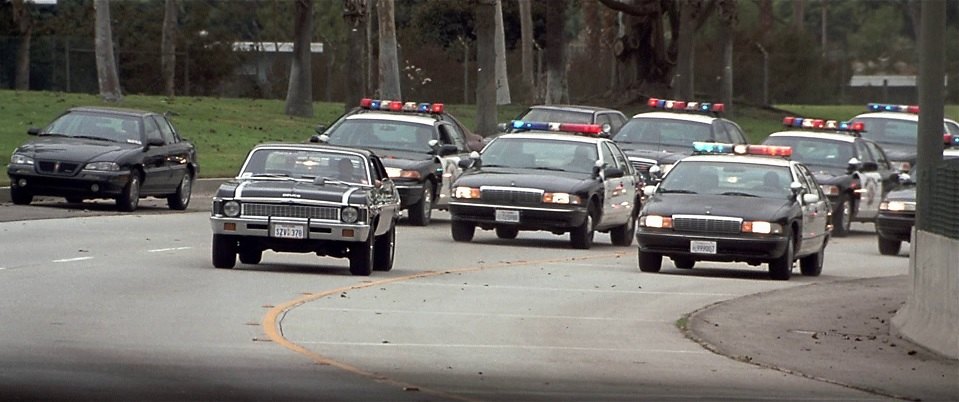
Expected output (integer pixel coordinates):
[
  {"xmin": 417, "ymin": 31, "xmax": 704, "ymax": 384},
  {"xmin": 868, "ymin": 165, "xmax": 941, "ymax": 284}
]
[
  {"xmin": 481, "ymin": 188, "xmax": 543, "ymax": 204},
  {"xmin": 37, "ymin": 160, "xmax": 80, "ymax": 175},
  {"xmin": 673, "ymin": 216, "xmax": 742, "ymax": 234},
  {"xmin": 242, "ymin": 203, "xmax": 339, "ymax": 220}
]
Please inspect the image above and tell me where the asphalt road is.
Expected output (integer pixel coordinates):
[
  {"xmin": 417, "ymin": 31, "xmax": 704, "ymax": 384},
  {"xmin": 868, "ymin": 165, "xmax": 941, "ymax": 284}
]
[{"xmin": 0, "ymin": 192, "xmax": 909, "ymax": 401}]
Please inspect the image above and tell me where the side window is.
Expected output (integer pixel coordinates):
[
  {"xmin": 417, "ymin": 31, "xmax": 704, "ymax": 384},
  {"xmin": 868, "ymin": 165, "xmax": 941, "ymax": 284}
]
[
  {"xmin": 865, "ymin": 141, "xmax": 891, "ymax": 170},
  {"xmin": 371, "ymin": 156, "xmax": 389, "ymax": 181},
  {"xmin": 611, "ymin": 113, "xmax": 627, "ymax": 133},
  {"xmin": 600, "ymin": 142, "xmax": 619, "ymax": 169},
  {"xmin": 144, "ymin": 117, "xmax": 164, "ymax": 144},
  {"xmin": 609, "ymin": 143, "xmax": 634, "ymax": 175},
  {"xmin": 855, "ymin": 141, "xmax": 875, "ymax": 163},
  {"xmin": 945, "ymin": 121, "xmax": 959, "ymax": 136},
  {"xmin": 439, "ymin": 124, "xmax": 467, "ymax": 151},
  {"xmin": 724, "ymin": 121, "xmax": 747, "ymax": 144},
  {"xmin": 795, "ymin": 164, "xmax": 818, "ymax": 195},
  {"xmin": 154, "ymin": 116, "xmax": 178, "ymax": 144},
  {"xmin": 712, "ymin": 121, "xmax": 732, "ymax": 142},
  {"xmin": 596, "ymin": 114, "xmax": 613, "ymax": 132}
]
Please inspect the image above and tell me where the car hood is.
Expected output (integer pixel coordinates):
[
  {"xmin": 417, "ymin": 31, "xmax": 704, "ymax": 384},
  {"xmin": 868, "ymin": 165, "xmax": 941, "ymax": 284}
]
[
  {"xmin": 619, "ymin": 145, "xmax": 688, "ymax": 164},
  {"xmin": 17, "ymin": 137, "xmax": 140, "ymax": 162},
  {"xmin": 455, "ymin": 169, "xmax": 593, "ymax": 193},
  {"xmin": 218, "ymin": 179, "xmax": 365, "ymax": 204},
  {"xmin": 644, "ymin": 193, "xmax": 791, "ymax": 222},
  {"xmin": 367, "ymin": 148, "xmax": 434, "ymax": 168},
  {"xmin": 883, "ymin": 186, "xmax": 915, "ymax": 202},
  {"xmin": 810, "ymin": 168, "xmax": 852, "ymax": 185}
]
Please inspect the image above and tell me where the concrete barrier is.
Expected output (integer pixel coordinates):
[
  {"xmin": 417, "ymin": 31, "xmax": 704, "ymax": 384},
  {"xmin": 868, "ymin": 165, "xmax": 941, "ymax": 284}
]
[
  {"xmin": 891, "ymin": 229, "xmax": 959, "ymax": 359},
  {"xmin": 0, "ymin": 178, "xmax": 229, "ymax": 204}
]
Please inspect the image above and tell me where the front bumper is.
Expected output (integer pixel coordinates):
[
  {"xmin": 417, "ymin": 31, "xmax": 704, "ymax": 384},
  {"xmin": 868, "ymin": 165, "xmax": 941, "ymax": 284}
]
[
  {"xmin": 636, "ymin": 229, "xmax": 789, "ymax": 263},
  {"xmin": 449, "ymin": 201, "xmax": 588, "ymax": 231},
  {"xmin": 210, "ymin": 216, "xmax": 372, "ymax": 242},
  {"xmin": 875, "ymin": 212, "xmax": 914, "ymax": 242},
  {"xmin": 8, "ymin": 167, "xmax": 130, "ymax": 198}
]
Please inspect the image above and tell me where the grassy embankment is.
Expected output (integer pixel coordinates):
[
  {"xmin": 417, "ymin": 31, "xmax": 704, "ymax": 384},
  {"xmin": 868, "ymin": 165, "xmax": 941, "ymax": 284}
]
[{"xmin": 2, "ymin": 89, "xmax": 957, "ymax": 186}]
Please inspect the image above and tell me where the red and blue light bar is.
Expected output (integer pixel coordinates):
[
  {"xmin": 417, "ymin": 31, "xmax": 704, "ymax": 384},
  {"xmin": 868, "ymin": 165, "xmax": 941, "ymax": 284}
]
[
  {"xmin": 360, "ymin": 98, "xmax": 444, "ymax": 114},
  {"xmin": 867, "ymin": 103, "xmax": 919, "ymax": 114},
  {"xmin": 693, "ymin": 142, "xmax": 792, "ymax": 157},
  {"xmin": 647, "ymin": 98, "xmax": 725, "ymax": 114},
  {"xmin": 782, "ymin": 116, "xmax": 865, "ymax": 133},
  {"xmin": 510, "ymin": 120, "xmax": 603, "ymax": 136}
]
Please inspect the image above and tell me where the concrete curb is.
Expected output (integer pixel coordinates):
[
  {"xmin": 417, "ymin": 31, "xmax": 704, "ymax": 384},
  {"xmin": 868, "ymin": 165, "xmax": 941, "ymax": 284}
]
[{"xmin": 0, "ymin": 177, "xmax": 230, "ymax": 204}]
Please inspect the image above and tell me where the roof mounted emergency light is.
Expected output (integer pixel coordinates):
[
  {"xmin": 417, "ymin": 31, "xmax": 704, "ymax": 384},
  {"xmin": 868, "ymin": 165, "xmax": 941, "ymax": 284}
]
[
  {"xmin": 360, "ymin": 98, "xmax": 444, "ymax": 114},
  {"xmin": 867, "ymin": 103, "xmax": 919, "ymax": 114},
  {"xmin": 647, "ymin": 97, "xmax": 724, "ymax": 114},
  {"xmin": 693, "ymin": 141, "xmax": 792, "ymax": 157},
  {"xmin": 510, "ymin": 120, "xmax": 603, "ymax": 136},
  {"xmin": 782, "ymin": 116, "xmax": 865, "ymax": 135}
]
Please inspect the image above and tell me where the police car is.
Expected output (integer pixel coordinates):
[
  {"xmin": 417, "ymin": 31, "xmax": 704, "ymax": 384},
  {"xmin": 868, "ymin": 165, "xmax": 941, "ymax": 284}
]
[
  {"xmin": 611, "ymin": 98, "xmax": 748, "ymax": 181},
  {"xmin": 449, "ymin": 121, "xmax": 642, "ymax": 249},
  {"xmin": 762, "ymin": 117, "xmax": 898, "ymax": 236},
  {"xmin": 503, "ymin": 104, "xmax": 629, "ymax": 136},
  {"xmin": 310, "ymin": 99, "xmax": 472, "ymax": 226},
  {"xmin": 636, "ymin": 142, "xmax": 830, "ymax": 280},
  {"xmin": 849, "ymin": 103, "xmax": 959, "ymax": 172}
]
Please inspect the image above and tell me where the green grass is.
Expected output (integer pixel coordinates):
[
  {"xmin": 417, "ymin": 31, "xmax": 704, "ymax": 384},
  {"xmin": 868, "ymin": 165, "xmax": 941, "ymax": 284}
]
[{"xmin": 3, "ymin": 90, "xmax": 957, "ymax": 187}]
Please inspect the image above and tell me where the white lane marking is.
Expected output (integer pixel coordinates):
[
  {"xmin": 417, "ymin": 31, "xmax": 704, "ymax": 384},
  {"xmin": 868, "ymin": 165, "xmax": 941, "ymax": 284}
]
[
  {"xmin": 52, "ymin": 257, "xmax": 93, "ymax": 263},
  {"xmin": 0, "ymin": 267, "xmax": 6, "ymax": 271},
  {"xmin": 147, "ymin": 247, "xmax": 193, "ymax": 253},
  {"xmin": 302, "ymin": 307, "xmax": 671, "ymax": 322},
  {"xmin": 398, "ymin": 282, "xmax": 738, "ymax": 297},
  {"xmin": 293, "ymin": 341, "xmax": 710, "ymax": 354}
]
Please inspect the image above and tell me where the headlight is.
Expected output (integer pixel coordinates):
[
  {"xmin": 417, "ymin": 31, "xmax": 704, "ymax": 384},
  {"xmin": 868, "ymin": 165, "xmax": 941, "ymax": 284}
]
[
  {"xmin": 820, "ymin": 184, "xmax": 840, "ymax": 196},
  {"xmin": 453, "ymin": 186, "xmax": 481, "ymax": 199},
  {"xmin": 385, "ymin": 167, "xmax": 421, "ymax": 179},
  {"xmin": 10, "ymin": 153, "xmax": 34, "ymax": 165},
  {"xmin": 223, "ymin": 201, "xmax": 241, "ymax": 217},
  {"xmin": 385, "ymin": 167, "xmax": 402, "ymax": 177},
  {"xmin": 542, "ymin": 192, "xmax": 582, "ymax": 204},
  {"xmin": 341, "ymin": 206, "xmax": 359, "ymax": 223},
  {"xmin": 640, "ymin": 215, "xmax": 672, "ymax": 228},
  {"xmin": 741, "ymin": 221, "xmax": 782, "ymax": 234},
  {"xmin": 880, "ymin": 201, "xmax": 916, "ymax": 212},
  {"xmin": 84, "ymin": 161, "xmax": 121, "ymax": 171}
]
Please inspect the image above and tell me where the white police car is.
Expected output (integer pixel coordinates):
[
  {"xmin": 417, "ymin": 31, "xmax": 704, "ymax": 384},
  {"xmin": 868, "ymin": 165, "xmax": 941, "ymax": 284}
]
[{"xmin": 849, "ymin": 103, "xmax": 959, "ymax": 172}]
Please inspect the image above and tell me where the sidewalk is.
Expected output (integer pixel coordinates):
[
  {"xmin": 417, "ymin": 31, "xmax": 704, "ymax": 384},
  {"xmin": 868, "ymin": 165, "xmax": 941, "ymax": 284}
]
[{"xmin": 687, "ymin": 275, "xmax": 958, "ymax": 401}]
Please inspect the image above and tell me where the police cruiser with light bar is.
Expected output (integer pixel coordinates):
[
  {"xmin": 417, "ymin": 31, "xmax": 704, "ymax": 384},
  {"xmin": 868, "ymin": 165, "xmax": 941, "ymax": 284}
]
[
  {"xmin": 449, "ymin": 121, "xmax": 642, "ymax": 249},
  {"xmin": 849, "ymin": 103, "xmax": 959, "ymax": 172},
  {"xmin": 611, "ymin": 97, "xmax": 749, "ymax": 183},
  {"xmin": 501, "ymin": 104, "xmax": 628, "ymax": 137},
  {"xmin": 762, "ymin": 116, "xmax": 898, "ymax": 237},
  {"xmin": 636, "ymin": 141, "xmax": 830, "ymax": 280},
  {"xmin": 310, "ymin": 98, "xmax": 474, "ymax": 226}
]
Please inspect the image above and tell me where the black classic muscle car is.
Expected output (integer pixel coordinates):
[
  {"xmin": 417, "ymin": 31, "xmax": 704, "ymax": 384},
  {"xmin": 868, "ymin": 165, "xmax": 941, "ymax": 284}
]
[{"xmin": 209, "ymin": 143, "xmax": 401, "ymax": 276}]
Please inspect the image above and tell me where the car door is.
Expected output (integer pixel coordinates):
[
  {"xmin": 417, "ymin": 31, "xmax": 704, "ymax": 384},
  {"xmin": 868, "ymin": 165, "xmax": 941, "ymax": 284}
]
[
  {"xmin": 599, "ymin": 142, "xmax": 630, "ymax": 226},
  {"xmin": 369, "ymin": 155, "xmax": 400, "ymax": 235},
  {"xmin": 435, "ymin": 122, "xmax": 469, "ymax": 208},
  {"xmin": 864, "ymin": 139, "xmax": 897, "ymax": 196},
  {"xmin": 609, "ymin": 142, "xmax": 640, "ymax": 216},
  {"xmin": 795, "ymin": 163, "xmax": 829, "ymax": 254},
  {"xmin": 154, "ymin": 115, "xmax": 192, "ymax": 192},
  {"xmin": 854, "ymin": 140, "xmax": 883, "ymax": 219},
  {"xmin": 140, "ymin": 116, "xmax": 171, "ymax": 193}
]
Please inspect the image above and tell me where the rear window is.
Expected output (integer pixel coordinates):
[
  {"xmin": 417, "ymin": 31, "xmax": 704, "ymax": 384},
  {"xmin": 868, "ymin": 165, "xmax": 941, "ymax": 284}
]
[
  {"xmin": 517, "ymin": 108, "xmax": 592, "ymax": 124},
  {"xmin": 613, "ymin": 118, "xmax": 713, "ymax": 147}
]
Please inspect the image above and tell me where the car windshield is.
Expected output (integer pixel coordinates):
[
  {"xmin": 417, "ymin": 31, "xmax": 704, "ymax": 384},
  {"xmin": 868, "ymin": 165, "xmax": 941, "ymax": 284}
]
[
  {"xmin": 851, "ymin": 117, "xmax": 918, "ymax": 146},
  {"xmin": 658, "ymin": 161, "xmax": 793, "ymax": 199},
  {"xmin": 43, "ymin": 111, "xmax": 143, "ymax": 144},
  {"xmin": 613, "ymin": 118, "xmax": 713, "ymax": 147},
  {"xmin": 326, "ymin": 118, "xmax": 435, "ymax": 153},
  {"xmin": 517, "ymin": 108, "xmax": 592, "ymax": 124},
  {"xmin": 763, "ymin": 136, "xmax": 854, "ymax": 169},
  {"xmin": 239, "ymin": 148, "xmax": 370, "ymax": 185},
  {"xmin": 481, "ymin": 137, "xmax": 598, "ymax": 174}
]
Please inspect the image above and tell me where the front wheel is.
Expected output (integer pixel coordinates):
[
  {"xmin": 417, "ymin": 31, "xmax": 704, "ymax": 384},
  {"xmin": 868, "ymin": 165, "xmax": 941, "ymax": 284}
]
[
  {"xmin": 10, "ymin": 186, "xmax": 33, "ymax": 205},
  {"xmin": 408, "ymin": 184, "xmax": 433, "ymax": 226},
  {"xmin": 832, "ymin": 195, "xmax": 852, "ymax": 237},
  {"xmin": 878, "ymin": 236, "xmax": 902, "ymax": 256},
  {"xmin": 373, "ymin": 224, "xmax": 396, "ymax": 271},
  {"xmin": 167, "ymin": 171, "xmax": 193, "ymax": 210},
  {"xmin": 451, "ymin": 221, "xmax": 475, "ymax": 242},
  {"xmin": 349, "ymin": 232, "xmax": 375, "ymax": 276},
  {"xmin": 768, "ymin": 235, "xmax": 794, "ymax": 280},
  {"xmin": 672, "ymin": 256, "xmax": 695, "ymax": 269},
  {"xmin": 117, "ymin": 171, "xmax": 142, "ymax": 212},
  {"xmin": 239, "ymin": 249, "xmax": 262, "ymax": 265},
  {"xmin": 610, "ymin": 212, "xmax": 637, "ymax": 246},
  {"xmin": 570, "ymin": 207, "xmax": 596, "ymax": 249},
  {"xmin": 799, "ymin": 244, "xmax": 824, "ymax": 276},
  {"xmin": 495, "ymin": 226, "xmax": 519, "ymax": 239},
  {"xmin": 638, "ymin": 250, "xmax": 662, "ymax": 273},
  {"xmin": 212, "ymin": 234, "xmax": 237, "ymax": 269}
]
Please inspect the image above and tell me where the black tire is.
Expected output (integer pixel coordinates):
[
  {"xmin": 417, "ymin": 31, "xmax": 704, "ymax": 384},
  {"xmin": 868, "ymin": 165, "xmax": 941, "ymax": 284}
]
[
  {"xmin": 799, "ymin": 244, "xmax": 824, "ymax": 276},
  {"xmin": 769, "ymin": 234, "xmax": 794, "ymax": 280},
  {"xmin": 116, "ymin": 171, "xmax": 142, "ymax": 212},
  {"xmin": 832, "ymin": 195, "xmax": 852, "ymax": 237},
  {"xmin": 65, "ymin": 197, "xmax": 84, "ymax": 204},
  {"xmin": 167, "ymin": 171, "xmax": 193, "ymax": 210},
  {"xmin": 408, "ymin": 184, "xmax": 433, "ymax": 226},
  {"xmin": 570, "ymin": 206, "xmax": 596, "ymax": 249},
  {"xmin": 878, "ymin": 236, "xmax": 902, "ymax": 256},
  {"xmin": 10, "ymin": 186, "xmax": 32, "ymax": 205},
  {"xmin": 451, "ymin": 221, "xmax": 475, "ymax": 242},
  {"xmin": 610, "ymin": 211, "xmax": 637, "ymax": 246},
  {"xmin": 495, "ymin": 226, "xmax": 519, "ymax": 239},
  {"xmin": 239, "ymin": 249, "xmax": 262, "ymax": 265},
  {"xmin": 373, "ymin": 224, "xmax": 396, "ymax": 271},
  {"xmin": 349, "ymin": 232, "xmax": 375, "ymax": 276},
  {"xmin": 673, "ymin": 256, "xmax": 695, "ymax": 269},
  {"xmin": 212, "ymin": 234, "xmax": 237, "ymax": 269},
  {"xmin": 638, "ymin": 250, "xmax": 662, "ymax": 272}
]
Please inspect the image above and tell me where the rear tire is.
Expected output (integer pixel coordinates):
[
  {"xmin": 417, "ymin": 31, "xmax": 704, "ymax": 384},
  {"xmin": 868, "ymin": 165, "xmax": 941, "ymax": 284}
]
[
  {"xmin": 373, "ymin": 224, "xmax": 396, "ymax": 271},
  {"xmin": 673, "ymin": 256, "xmax": 695, "ymax": 269},
  {"xmin": 167, "ymin": 171, "xmax": 193, "ymax": 210},
  {"xmin": 212, "ymin": 234, "xmax": 237, "ymax": 269},
  {"xmin": 570, "ymin": 207, "xmax": 596, "ymax": 249},
  {"xmin": 408, "ymin": 184, "xmax": 433, "ymax": 226},
  {"xmin": 495, "ymin": 226, "xmax": 519, "ymax": 239},
  {"xmin": 638, "ymin": 250, "xmax": 662, "ymax": 272},
  {"xmin": 117, "ymin": 171, "xmax": 141, "ymax": 212},
  {"xmin": 349, "ymin": 232, "xmax": 375, "ymax": 276},
  {"xmin": 610, "ymin": 212, "xmax": 637, "ymax": 246},
  {"xmin": 10, "ymin": 186, "xmax": 33, "ymax": 205},
  {"xmin": 451, "ymin": 221, "xmax": 475, "ymax": 242},
  {"xmin": 878, "ymin": 236, "xmax": 902, "ymax": 256},
  {"xmin": 799, "ymin": 245, "xmax": 824, "ymax": 276},
  {"xmin": 769, "ymin": 234, "xmax": 794, "ymax": 280}
]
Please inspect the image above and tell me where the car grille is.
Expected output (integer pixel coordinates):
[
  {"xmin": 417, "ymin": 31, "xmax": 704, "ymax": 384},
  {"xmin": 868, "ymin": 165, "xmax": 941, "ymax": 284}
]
[
  {"xmin": 481, "ymin": 187, "xmax": 543, "ymax": 204},
  {"xmin": 673, "ymin": 215, "xmax": 742, "ymax": 234},
  {"xmin": 242, "ymin": 203, "xmax": 340, "ymax": 220},
  {"xmin": 36, "ymin": 160, "xmax": 81, "ymax": 175}
]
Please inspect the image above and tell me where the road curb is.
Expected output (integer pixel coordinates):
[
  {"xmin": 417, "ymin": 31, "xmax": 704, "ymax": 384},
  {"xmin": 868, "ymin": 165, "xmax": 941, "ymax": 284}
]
[{"xmin": 0, "ymin": 177, "xmax": 230, "ymax": 204}]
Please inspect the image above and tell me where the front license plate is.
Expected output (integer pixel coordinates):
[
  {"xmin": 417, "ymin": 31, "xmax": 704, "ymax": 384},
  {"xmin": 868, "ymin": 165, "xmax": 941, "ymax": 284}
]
[
  {"xmin": 272, "ymin": 223, "xmax": 306, "ymax": 239},
  {"xmin": 690, "ymin": 240, "xmax": 717, "ymax": 254},
  {"xmin": 495, "ymin": 209, "xmax": 520, "ymax": 223}
]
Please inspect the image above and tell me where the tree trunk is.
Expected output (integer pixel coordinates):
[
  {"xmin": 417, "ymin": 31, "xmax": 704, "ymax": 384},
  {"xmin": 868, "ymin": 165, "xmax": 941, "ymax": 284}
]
[
  {"xmin": 493, "ymin": 0, "xmax": 510, "ymax": 105},
  {"xmin": 518, "ymin": 0, "xmax": 534, "ymax": 89},
  {"xmin": 343, "ymin": 0, "xmax": 369, "ymax": 112},
  {"xmin": 672, "ymin": 2, "xmax": 695, "ymax": 99},
  {"xmin": 94, "ymin": 0, "xmax": 122, "ymax": 102},
  {"xmin": 285, "ymin": 0, "xmax": 314, "ymax": 117},
  {"xmin": 161, "ymin": 0, "xmax": 177, "ymax": 98},
  {"xmin": 377, "ymin": 0, "xmax": 401, "ymax": 100},
  {"xmin": 720, "ymin": 22, "xmax": 733, "ymax": 113},
  {"xmin": 474, "ymin": 0, "xmax": 497, "ymax": 136},
  {"xmin": 11, "ymin": 0, "xmax": 33, "ymax": 91},
  {"xmin": 792, "ymin": 0, "xmax": 805, "ymax": 32},
  {"xmin": 758, "ymin": 0, "xmax": 773, "ymax": 43},
  {"xmin": 544, "ymin": 0, "xmax": 568, "ymax": 104}
]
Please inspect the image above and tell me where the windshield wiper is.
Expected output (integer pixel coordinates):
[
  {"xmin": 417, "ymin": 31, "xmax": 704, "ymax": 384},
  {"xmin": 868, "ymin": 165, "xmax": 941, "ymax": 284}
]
[
  {"xmin": 251, "ymin": 173, "xmax": 294, "ymax": 178},
  {"xmin": 658, "ymin": 188, "xmax": 697, "ymax": 194},
  {"xmin": 38, "ymin": 132, "xmax": 68, "ymax": 137},
  {"xmin": 720, "ymin": 191, "xmax": 759, "ymax": 197},
  {"xmin": 72, "ymin": 135, "xmax": 114, "ymax": 142},
  {"xmin": 534, "ymin": 166, "xmax": 568, "ymax": 172}
]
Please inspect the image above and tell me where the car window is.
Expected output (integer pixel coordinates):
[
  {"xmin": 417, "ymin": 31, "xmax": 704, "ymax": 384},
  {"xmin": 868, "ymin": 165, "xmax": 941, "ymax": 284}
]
[
  {"xmin": 855, "ymin": 141, "xmax": 874, "ymax": 164},
  {"xmin": 481, "ymin": 137, "xmax": 597, "ymax": 174},
  {"xmin": 439, "ymin": 123, "xmax": 467, "ymax": 151},
  {"xmin": 610, "ymin": 113, "xmax": 627, "ymax": 133},
  {"xmin": 596, "ymin": 114, "xmax": 613, "ymax": 130},
  {"xmin": 327, "ymin": 119, "xmax": 436, "ymax": 153},
  {"xmin": 44, "ymin": 111, "xmax": 143, "ymax": 144},
  {"xmin": 154, "ymin": 116, "xmax": 178, "ymax": 144},
  {"xmin": 517, "ymin": 108, "xmax": 592, "ymax": 124},
  {"xmin": 605, "ymin": 142, "xmax": 631, "ymax": 173},
  {"xmin": 242, "ymin": 148, "xmax": 370, "ymax": 184},
  {"xmin": 851, "ymin": 117, "xmax": 917, "ymax": 146},
  {"xmin": 763, "ymin": 136, "xmax": 854, "ymax": 169},
  {"xmin": 712, "ymin": 121, "xmax": 731, "ymax": 142},
  {"xmin": 613, "ymin": 118, "xmax": 714, "ymax": 146},
  {"xmin": 144, "ymin": 117, "xmax": 164, "ymax": 144},
  {"xmin": 945, "ymin": 120, "xmax": 959, "ymax": 136},
  {"xmin": 723, "ymin": 121, "xmax": 747, "ymax": 144},
  {"xmin": 600, "ymin": 142, "xmax": 618, "ymax": 169},
  {"xmin": 660, "ymin": 160, "xmax": 793, "ymax": 199},
  {"xmin": 864, "ymin": 141, "xmax": 891, "ymax": 170}
]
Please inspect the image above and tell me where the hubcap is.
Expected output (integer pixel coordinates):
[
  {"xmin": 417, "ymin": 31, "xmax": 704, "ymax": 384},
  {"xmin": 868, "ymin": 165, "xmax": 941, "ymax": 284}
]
[
  {"xmin": 181, "ymin": 176, "xmax": 192, "ymax": 203},
  {"xmin": 841, "ymin": 202, "xmax": 850, "ymax": 229}
]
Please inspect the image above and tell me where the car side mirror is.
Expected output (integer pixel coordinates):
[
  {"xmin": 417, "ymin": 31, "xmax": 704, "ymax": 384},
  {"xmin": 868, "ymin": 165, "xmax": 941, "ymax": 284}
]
[
  {"xmin": 438, "ymin": 144, "xmax": 459, "ymax": 156},
  {"xmin": 897, "ymin": 173, "xmax": 914, "ymax": 185},
  {"xmin": 789, "ymin": 182, "xmax": 803, "ymax": 200},
  {"xmin": 496, "ymin": 122, "xmax": 509, "ymax": 133},
  {"xmin": 310, "ymin": 134, "xmax": 329, "ymax": 143},
  {"xmin": 861, "ymin": 161, "xmax": 879, "ymax": 172},
  {"xmin": 147, "ymin": 137, "xmax": 165, "ymax": 147},
  {"xmin": 802, "ymin": 193, "xmax": 820, "ymax": 204},
  {"xmin": 27, "ymin": 127, "xmax": 40, "ymax": 135},
  {"xmin": 314, "ymin": 124, "xmax": 327, "ymax": 135},
  {"xmin": 642, "ymin": 185, "xmax": 658, "ymax": 196},
  {"xmin": 603, "ymin": 167, "xmax": 625, "ymax": 179},
  {"xmin": 647, "ymin": 165, "xmax": 663, "ymax": 182},
  {"xmin": 847, "ymin": 157, "xmax": 862, "ymax": 173}
]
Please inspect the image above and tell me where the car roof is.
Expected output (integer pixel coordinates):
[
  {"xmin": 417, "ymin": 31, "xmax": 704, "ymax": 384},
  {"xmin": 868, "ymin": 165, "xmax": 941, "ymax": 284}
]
[
  {"xmin": 629, "ymin": 111, "xmax": 717, "ymax": 124},
  {"xmin": 68, "ymin": 106, "xmax": 155, "ymax": 117},
  {"xmin": 767, "ymin": 131, "xmax": 858, "ymax": 143},
  {"xmin": 498, "ymin": 132, "xmax": 610, "ymax": 144},
  {"xmin": 852, "ymin": 112, "xmax": 918, "ymax": 122},
  {"xmin": 681, "ymin": 154, "xmax": 794, "ymax": 168},
  {"xmin": 254, "ymin": 142, "xmax": 377, "ymax": 158},
  {"xmin": 529, "ymin": 104, "xmax": 621, "ymax": 113},
  {"xmin": 345, "ymin": 113, "xmax": 436, "ymax": 126}
]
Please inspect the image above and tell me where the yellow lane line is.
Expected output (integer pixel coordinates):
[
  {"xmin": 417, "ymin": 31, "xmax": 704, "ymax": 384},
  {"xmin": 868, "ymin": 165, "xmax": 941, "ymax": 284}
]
[{"xmin": 262, "ymin": 252, "xmax": 626, "ymax": 401}]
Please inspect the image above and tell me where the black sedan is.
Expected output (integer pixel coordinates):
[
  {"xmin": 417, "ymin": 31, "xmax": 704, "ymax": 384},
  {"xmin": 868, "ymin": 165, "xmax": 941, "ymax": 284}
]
[
  {"xmin": 636, "ymin": 143, "xmax": 831, "ymax": 280},
  {"xmin": 7, "ymin": 106, "xmax": 198, "ymax": 212},
  {"xmin": 503, "ymin": 104, "xmax": 629, "ymax": 136},
  {"xmin": 209, "ymin": 143, "xmax": 400, "ymax": 276}
]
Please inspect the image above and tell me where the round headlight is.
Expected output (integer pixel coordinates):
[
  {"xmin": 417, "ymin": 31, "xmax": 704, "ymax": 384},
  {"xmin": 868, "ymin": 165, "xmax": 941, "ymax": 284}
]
[
  {"xmin": 223, "ymin": 201, "xmax": 241, "ymax": 217},
  {"xmin": 341, "ymin": 206, "xmax": 359, "ymax": 223}
]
